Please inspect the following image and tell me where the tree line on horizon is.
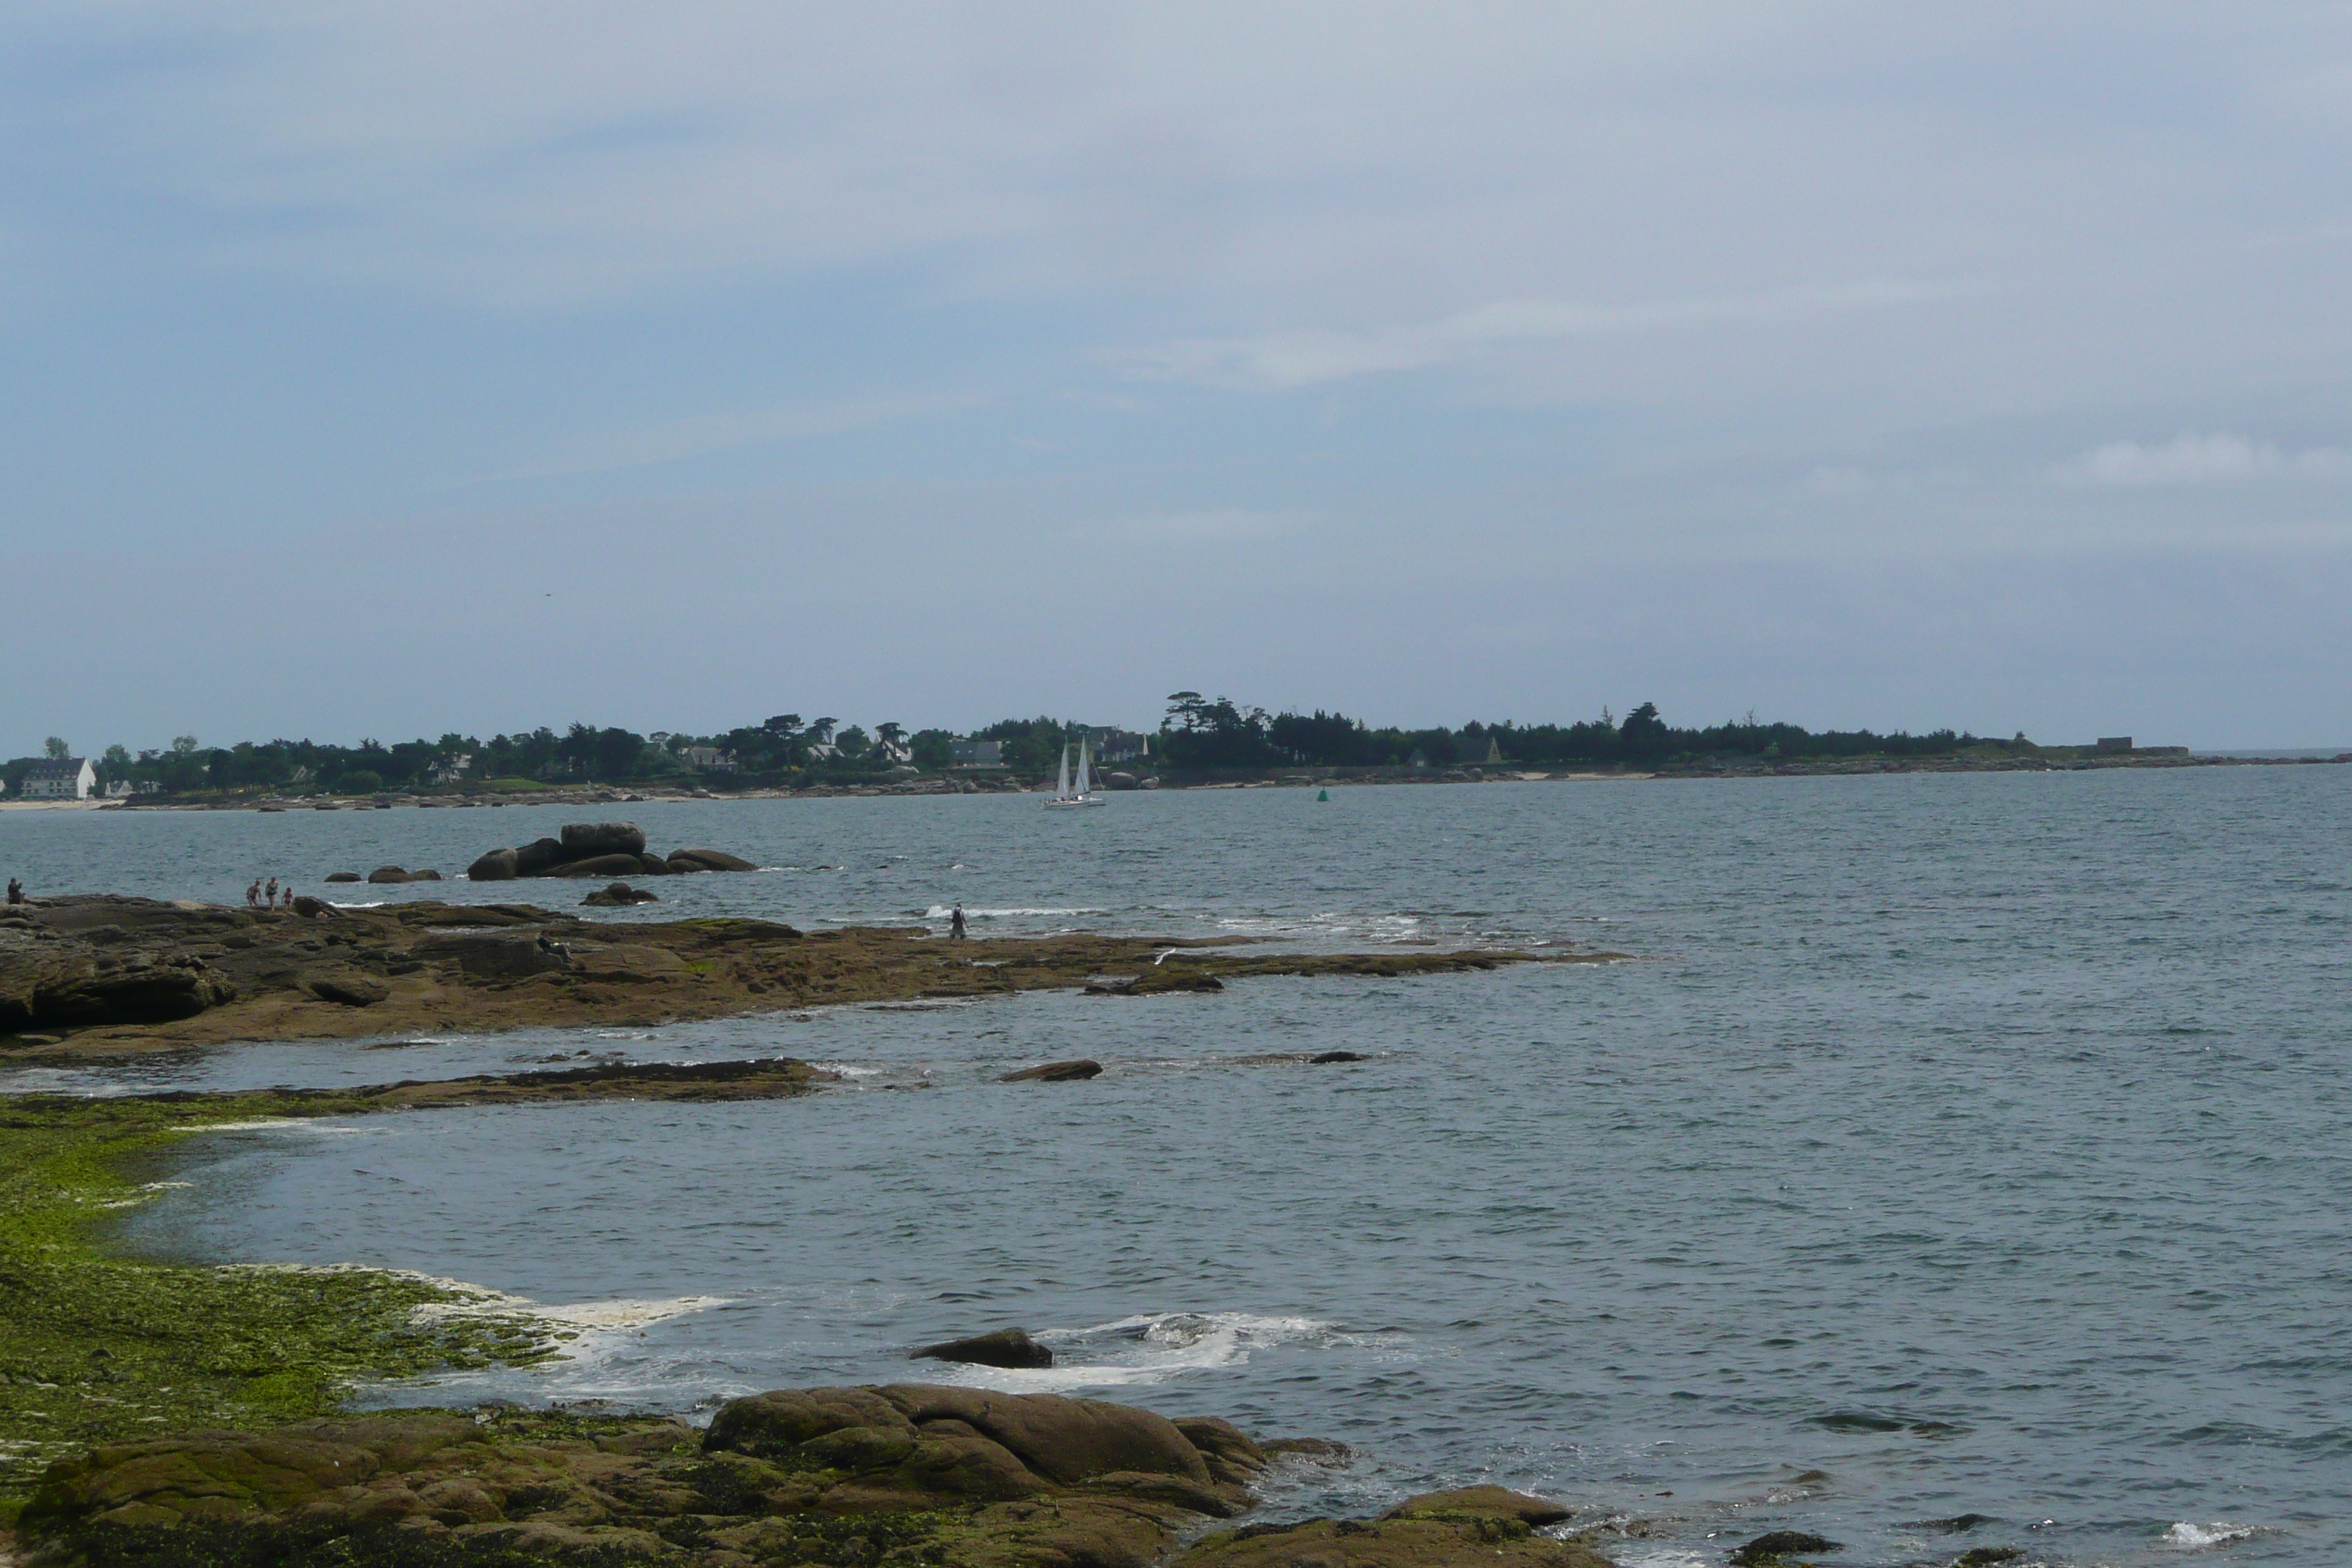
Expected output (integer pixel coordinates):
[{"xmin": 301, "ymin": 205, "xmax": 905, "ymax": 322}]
[{"xmin": 4, "ymin": 696, "xmax": 2018, "ymax": 796}]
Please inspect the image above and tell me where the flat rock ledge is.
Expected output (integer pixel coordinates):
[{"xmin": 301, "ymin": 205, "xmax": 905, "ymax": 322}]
[{"xmin": 10, "ymin": 1386, "xmax": 1614, "ymax": 1568}]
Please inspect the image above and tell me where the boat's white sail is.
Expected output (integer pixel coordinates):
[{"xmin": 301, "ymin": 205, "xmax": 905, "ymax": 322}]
[{"xmin": 1044, "ymin": 734, "xmax": 1104, "ymax": 807}]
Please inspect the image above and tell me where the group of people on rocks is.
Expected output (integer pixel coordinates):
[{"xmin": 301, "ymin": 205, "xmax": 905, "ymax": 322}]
[{"xmin": 245, "ymin": 876, "xmax": 298, "ymax": 911}]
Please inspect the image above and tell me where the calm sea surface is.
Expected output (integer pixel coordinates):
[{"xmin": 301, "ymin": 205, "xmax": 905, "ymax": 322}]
[{"xmin": 4, "ymin": 770, "xmax": 2350, "ymax": 1567}]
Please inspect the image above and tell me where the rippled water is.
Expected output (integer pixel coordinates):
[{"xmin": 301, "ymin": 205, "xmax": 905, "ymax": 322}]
[{"xmin": 7, "ymin": 770, "xmax": 2352, "ymax": 1567}]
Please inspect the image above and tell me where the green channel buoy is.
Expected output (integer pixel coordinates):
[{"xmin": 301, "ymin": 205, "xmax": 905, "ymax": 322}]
[{"xmin": 1316, "ymin": 788, "xmax": 1330, "ymax": 802}]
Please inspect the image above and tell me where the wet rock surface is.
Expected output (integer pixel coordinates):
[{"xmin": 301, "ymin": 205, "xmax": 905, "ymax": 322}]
[
  {"xmin": 1727, "ymin": 1530, "xmax": 1840, "ymax": 1565},
  {"xmin": 998, "ymin": 1059, "xmax": 1103, "ymax": 1083},
  {"xmin": 582, "ymin": 881, "xmax": 661, "ymax": 907},
  {"xmin": 911, "ymin": 1329, "xmax": 1055, "ymax": 1369},
  {"xmin": 15, "ymin": 1387, "xmax": 1558, "ymax": 1568},
  {"xmin": 0, "ymin": 894, "xmax": 1613, "ymax": 1058}
]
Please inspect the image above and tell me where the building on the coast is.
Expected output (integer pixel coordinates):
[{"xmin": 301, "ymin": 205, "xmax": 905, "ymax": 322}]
[
  {"xmin": 1407, "ymin": 749, "xmax": 1430, "ymax": 769},
  {"xmin": 1472, "ymin": 736, "xmax": 1504, "ymax": 765},
  {"xmin": 950, "ymin": 739, "xmax": 1006, "ymax": 769},
  {"xmin": 1086, "ymin": 728, "xmax": 1151, "ymax": 762},
  {"xmin": 427, "ymin": 754, "xmax": 473, "ymax": 784},
  {"xmin": 682, "ymin": 747, "xmax": 736, "ymax": 772},
  {"xmin": 2095, "ymin": 736, "xmax": 2133, "ymax": 754},
  {"xmin": 19, "ymin": 757, "xmax": 97, "ymax": 799}
]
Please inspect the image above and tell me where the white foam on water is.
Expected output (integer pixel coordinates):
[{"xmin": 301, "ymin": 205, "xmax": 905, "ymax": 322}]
[
  {"xmin": 924, "ymin": 1310, "xmax": 1371, "ymax": 1393},
  {"xmin": 411, "ymin": 1285, "xmax": 728, "ymax": 1335},
  {"xmin": 1614, "ymin": 1553, "xmax": 1710, "ymax": 1568},
  {"xmin": 170, "ymin": 1118, "xmax": 361, "ymax": 1134},
  {"xmin": 2163, "ymin": 1520, "xmax": 2264, "ymax": 1550}
]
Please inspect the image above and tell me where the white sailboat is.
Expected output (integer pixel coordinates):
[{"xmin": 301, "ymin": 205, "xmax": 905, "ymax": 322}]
[{"xmin": 1044, "ymin": 735, "xmax": 1105, "ymax": 807}]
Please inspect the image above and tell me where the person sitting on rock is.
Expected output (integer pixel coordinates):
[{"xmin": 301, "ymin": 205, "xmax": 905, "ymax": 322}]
[
  {"xmin": 5, "ymin": 876, "xmax": 23, "ymax": 905},
  {"xmin": 950, "ymin": 902, "xmax": 968, "ymax": 939}
]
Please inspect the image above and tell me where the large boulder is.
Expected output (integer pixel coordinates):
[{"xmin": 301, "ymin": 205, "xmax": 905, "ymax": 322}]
[
  {"xmin": 633, "ymin": 853, "xmax": 675, "ymax": 876},
  {"xmin": 324, "ymin": 872, "xmax": 361, "ymax": 883},
  {"xmin": 365, "ymin": 866, "xmax": 410, "ymax": 884},
  {"xmin": 553, "ymin": 853, "xmax": 647, "ymax": 879},
  {"xmin": 0, "ymin": 938, "xmax": 235, "ymax": 1033},
  {"xmin": 512, "ymin": 837, "xmax": 570, "ymax": 877},
  {"xmin": 912, "ymin": 1329, "xmax": 1055, "ymax": 1369},
  {"xmin": 560, "ymin": 821, "xmax": 647, "ymax": 858},
  {"xmin": 465, "ymin": 847, "xmax": 519, "ymax": 881},
  {"xmin": 581, "ymin": 883, "xmax": 658, "ymax": 908},
  {"xmin": 668, "ymin": 847, "xmax": 756, "ymax": 872}
]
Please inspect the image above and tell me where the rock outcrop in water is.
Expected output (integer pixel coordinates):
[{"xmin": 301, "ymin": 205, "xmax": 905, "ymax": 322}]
[
  {"xmin": 0, "ymin": 893, "xmax": 1616, "ymax": 1056},
  {"xmin": 466, "ymin": 821, "xmax": 760, "ymax": 881},
  {"xmin": 911, "ymin": 1328, "xmax": 1055, "ymax": 1368},
  {"xmin": 15, "ymin": 1387, "xmax": 1610, "ymax": 1568}
]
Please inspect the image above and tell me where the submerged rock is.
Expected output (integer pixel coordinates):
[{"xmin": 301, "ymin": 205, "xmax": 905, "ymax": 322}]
[
  {"xmin": 581, "ymin": 882, "xmax": 660, "ymax": 908},
  {"xmin": 911, "ymin": 1328, "xmax": 1055, "ymax": 1369},
  {"xmin": 1729, "ymin": 1531, "xmax": 1842, "ymax": 1565},
  {"xmin": 999, "ymin": 1058, "xmax": 1102, "ymax": 1082},
  {"xmin": 669, "ymin": 846, "xmax": 757, "ymax": 872},
  {"xmin": 1311, "ymin": 1049, "xmax": 1368, "ymax": 1063},
  {"xmin": 324, "ymin": 872, "xmax": 361, "ymax": 883}
]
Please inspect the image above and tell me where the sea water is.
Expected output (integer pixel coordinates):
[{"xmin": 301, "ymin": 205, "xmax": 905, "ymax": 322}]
[{"xmin": 4, "ymin": 769, "xmax": 2351, "ymax": 1567}]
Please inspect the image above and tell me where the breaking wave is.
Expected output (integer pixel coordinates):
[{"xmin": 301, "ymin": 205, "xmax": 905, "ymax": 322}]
[{"xmin": 921, "ymin": 1311, "xmax": 1382, "ymax": 1393}]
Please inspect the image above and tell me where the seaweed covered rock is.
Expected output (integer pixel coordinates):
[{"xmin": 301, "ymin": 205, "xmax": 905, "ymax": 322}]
[
  {"xmin": 1174, "ymin": 1488, "xmax": 1608, "ymax": 1568},
  {"xmin": 22, "ymin": 1388, "xmax": 1275, "ymax": 1568}
]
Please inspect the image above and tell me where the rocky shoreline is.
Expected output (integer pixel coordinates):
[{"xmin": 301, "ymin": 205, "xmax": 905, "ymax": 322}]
[
  {"xmin": 0, "ymin": 894, "xmax": 1609, "ymax": 1061},
  {"xmin": 13, "ymin": 1384, "xmax": 1617, "ymax": 1568}
]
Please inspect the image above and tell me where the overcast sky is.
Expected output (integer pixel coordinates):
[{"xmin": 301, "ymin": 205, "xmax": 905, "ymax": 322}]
[{"xmin": 5, "ymin": 2, "xmax": 2351, "ymax": 753}]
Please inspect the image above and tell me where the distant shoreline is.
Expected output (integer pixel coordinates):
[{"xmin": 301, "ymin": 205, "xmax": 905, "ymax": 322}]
[{"xmin": 31, "ymin": 745, "xmax": 2350, "ymax": 813}]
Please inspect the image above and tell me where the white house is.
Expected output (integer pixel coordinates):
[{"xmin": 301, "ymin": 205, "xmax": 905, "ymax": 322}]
[{"xmin": 20, "ymin": 757, "xmax": 97, "ymax": 799}]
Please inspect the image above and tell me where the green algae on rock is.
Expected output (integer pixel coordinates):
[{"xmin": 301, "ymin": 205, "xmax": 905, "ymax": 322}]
[
  {"xmin": 0, "ymin": 1058, "xmax": 834, "ymax": 1512},
  {"xmin": 14, "ymin": 1384, "xmax": 1607, "ymax": 1568}
]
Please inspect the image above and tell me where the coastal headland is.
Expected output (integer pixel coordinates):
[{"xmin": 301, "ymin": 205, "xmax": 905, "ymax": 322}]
[{"xmin": 0, "ymin": 894, "xmax": 1607, "ymax": 1061}]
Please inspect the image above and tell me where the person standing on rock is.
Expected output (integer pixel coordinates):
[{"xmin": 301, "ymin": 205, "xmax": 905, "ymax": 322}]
[
  {"xmin": 280, "ymin": 885, "xmax": 295, "ymax": 910},
  {"xmin": 950, "ymin": 902, "xmax": 968, "ymax": 939},
  {"xmin": 264, "ymin": 877, "xmax": 279, "ymax": 906},
  {"xmin": 246, "ymin": 879, "xmax": 262, "ymax": 908}
]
